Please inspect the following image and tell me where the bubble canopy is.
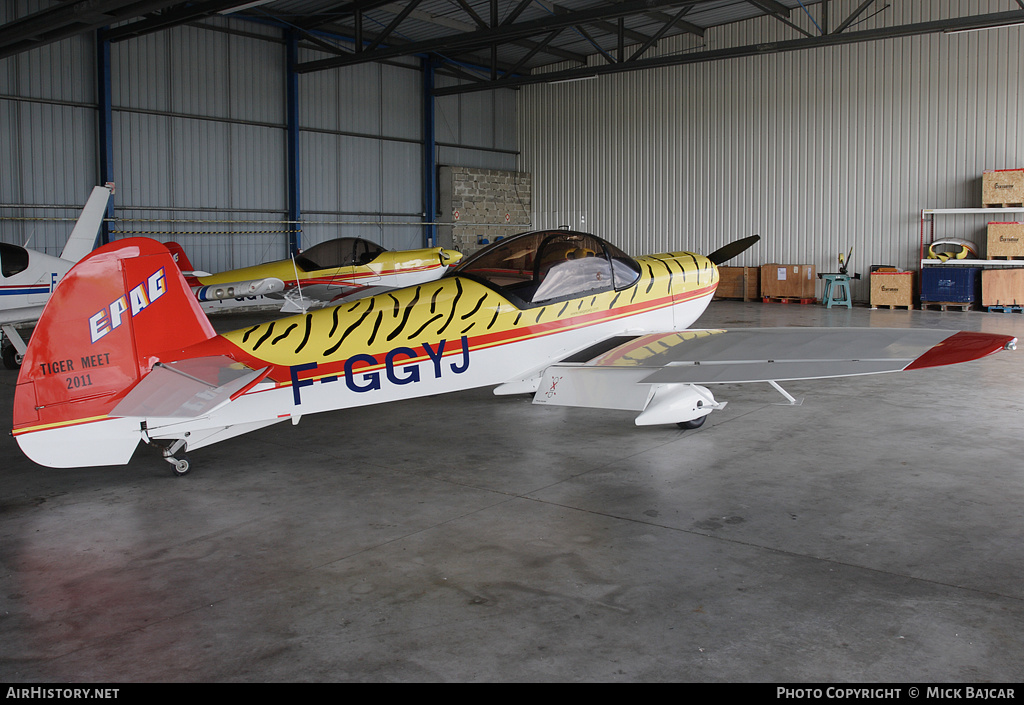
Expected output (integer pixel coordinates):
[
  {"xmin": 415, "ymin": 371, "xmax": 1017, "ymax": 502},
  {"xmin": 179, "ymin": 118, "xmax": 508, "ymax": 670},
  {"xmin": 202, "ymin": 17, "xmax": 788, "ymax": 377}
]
[{"xmin": 447, "ymin": 229, "xmax": 642, "ymax": 307}]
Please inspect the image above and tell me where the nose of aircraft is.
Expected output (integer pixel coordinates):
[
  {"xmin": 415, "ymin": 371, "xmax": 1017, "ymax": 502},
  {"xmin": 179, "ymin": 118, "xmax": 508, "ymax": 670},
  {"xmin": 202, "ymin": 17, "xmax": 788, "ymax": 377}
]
[{"xmin": 440, "ymin": 249, "xmax": 463, "ymax": 265}]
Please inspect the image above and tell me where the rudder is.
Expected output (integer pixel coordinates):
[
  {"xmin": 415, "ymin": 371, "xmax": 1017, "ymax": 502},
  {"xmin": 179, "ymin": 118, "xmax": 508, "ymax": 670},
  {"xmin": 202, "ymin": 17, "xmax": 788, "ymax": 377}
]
[
  {"xmin": 13, "ymin": 237, "xmax": 216, "ymax": 467},
  {"xmin": 164, "ymin": 241, "xmax": 196, "ymax": 272}
]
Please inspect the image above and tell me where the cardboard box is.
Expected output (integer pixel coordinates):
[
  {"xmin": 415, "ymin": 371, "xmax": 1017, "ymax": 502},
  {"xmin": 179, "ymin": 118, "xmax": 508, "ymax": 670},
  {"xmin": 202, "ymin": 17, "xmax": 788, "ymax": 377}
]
[
  {"xmin": 987, "ymin": 222, "xmax": 1024, "ymax": 258},
  {"xmin": 870, "ymin": 271, "xmax": 914, "ymax": 308},
  {"xmin": 982, "ymin": 169, "xmax": 1024, "ymax": 206},
  {"xmin": 982, "ymin": 268, "xmax": 1024, "ymax": 306},
  {"xmin": 760, "ymin": 264, "xmax": 816, "ymax": 299},
  {"xmin": 714, "ymin": 266, "xmax": 760, "ymax": 301}
]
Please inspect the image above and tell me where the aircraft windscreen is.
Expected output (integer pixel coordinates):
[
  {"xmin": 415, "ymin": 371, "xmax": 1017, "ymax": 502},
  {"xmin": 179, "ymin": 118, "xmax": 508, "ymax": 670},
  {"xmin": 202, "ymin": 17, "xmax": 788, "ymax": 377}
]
[
  {"xmin": 451, "ymin": 230, "xmax": 641, "ymax": 305},
  {"xmin": 295, "ymin": 238, "xmax": 386, "ymax": 271}
]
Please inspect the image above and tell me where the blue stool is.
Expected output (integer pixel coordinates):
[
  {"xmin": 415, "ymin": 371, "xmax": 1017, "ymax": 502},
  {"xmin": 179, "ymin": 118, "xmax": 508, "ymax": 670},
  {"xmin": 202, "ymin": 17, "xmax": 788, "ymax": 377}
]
[{"xmin": 820, "ymin": 274, "xmax": 852, "ymax": 309}]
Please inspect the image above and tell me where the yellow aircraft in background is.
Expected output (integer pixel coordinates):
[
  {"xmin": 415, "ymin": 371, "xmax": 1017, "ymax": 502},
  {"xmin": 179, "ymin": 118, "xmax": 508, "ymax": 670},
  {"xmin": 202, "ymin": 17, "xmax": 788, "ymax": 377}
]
[{"xmin": 171, "ymin": 237, "xmax": 462, "ymax": 313}]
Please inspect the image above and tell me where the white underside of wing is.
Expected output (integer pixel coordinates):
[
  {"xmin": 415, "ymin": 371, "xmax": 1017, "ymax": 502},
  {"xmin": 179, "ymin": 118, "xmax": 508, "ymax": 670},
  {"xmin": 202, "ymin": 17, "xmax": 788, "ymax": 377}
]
[{"xmin": 532, "ymin": 328, "xmax": 963, "ymax": 424}]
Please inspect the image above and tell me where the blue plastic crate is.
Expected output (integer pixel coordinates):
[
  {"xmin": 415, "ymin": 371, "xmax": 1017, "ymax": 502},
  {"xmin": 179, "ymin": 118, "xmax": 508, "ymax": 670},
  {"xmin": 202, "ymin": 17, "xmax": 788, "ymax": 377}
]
[{"xmin": 921, "ymin": 267, "xmax": 981, "ymax": 303}]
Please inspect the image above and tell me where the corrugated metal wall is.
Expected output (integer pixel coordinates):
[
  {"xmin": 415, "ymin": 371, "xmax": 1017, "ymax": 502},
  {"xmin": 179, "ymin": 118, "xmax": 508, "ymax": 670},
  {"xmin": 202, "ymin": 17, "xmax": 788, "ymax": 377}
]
[
  {"xmin": 110, "ymin": 22, "xmax": 290, "ymax": 272},
  {"xmin": 0, "ymin": 0, "xmax": 98, "ymax": 256},
  {"xmin": 518, "ymin": 0, "xmax": 1024, "ymax": 301},
  {"xmin": 1, "ymin": 8, "xmax": 517, "ymax": 273},
  {"xmin": 436, "ymin": 73, "xmax": 519, "ymax": 172}
]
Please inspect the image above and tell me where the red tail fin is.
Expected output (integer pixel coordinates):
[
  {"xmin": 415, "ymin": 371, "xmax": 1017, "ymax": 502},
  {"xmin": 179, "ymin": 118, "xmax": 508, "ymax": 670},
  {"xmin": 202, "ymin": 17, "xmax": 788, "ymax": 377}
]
[{"xmin": 13, "ymin": 238, "xmax": 215, "ymax": 463}]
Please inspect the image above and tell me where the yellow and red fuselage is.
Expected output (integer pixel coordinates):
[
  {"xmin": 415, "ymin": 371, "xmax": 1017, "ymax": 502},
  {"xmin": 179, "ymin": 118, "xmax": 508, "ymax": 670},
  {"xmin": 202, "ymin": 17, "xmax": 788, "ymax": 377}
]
[{"xmin": 12, "ymin": 238, "xmax": 718, "ymax": 467}]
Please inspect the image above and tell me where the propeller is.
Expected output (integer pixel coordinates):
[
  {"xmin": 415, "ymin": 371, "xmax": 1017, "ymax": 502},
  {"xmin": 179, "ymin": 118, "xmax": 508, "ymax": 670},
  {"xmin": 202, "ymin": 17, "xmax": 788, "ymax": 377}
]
[{"xmin": 707, "ymin": 234, "xmax": 761, "ymax": 265}]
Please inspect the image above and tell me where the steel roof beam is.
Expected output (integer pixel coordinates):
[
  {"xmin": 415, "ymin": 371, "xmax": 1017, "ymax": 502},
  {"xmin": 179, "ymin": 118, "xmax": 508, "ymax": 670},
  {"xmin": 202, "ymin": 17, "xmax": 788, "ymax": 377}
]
[
  {"xmin": 747, "ymin": 0, "xmax": 790, "ymax": 16},
  {"xmin": 832, "ymin": 0, "xmax": 877, "ymax": 35},
  {"xmin": 101, "ymin": 0, "xmax": 267, "ymax": 42},
  {"xmin": 295, "ymin": 0, "xmax": 711, "ymax": 72},
  {"xmin": 626, "ymin": 4, "xmax": 693, "ymax": 61},
  {"xmin": 747, "ymin": 0, "xmax": 814, "ymax": 38},
  {"xmin": 434, "ymin": 8, "xmax": 1024, "ymax": 95},
  {"xmin": 0, "ymin": 0, "xmax": 182, "ymax": 58},
  {"xmin": 368, "ymin": 1, "xmax": 590, "ymax": 66},
  {"xmin": 531, "ymin": 0, "xmax": 653, "ymax": 44}
]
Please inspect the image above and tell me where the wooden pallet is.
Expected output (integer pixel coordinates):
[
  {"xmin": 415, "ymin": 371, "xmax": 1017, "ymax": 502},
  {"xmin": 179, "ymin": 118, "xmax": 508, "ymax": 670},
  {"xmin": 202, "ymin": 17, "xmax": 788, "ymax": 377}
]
[
  {"xmin": 983, "ymin": 203, "xmax": 1024, "ymax": 208},
  {"xmin": 762, "ymin": 296, "xmax": 817, "ymax": 305},
  {"xmin": 871, "ymin": 304, "xmax": 913, "ymax": 310},
  {"xmin": 921, "ymin": 301, "xmax": 975, "ymax": 312}
]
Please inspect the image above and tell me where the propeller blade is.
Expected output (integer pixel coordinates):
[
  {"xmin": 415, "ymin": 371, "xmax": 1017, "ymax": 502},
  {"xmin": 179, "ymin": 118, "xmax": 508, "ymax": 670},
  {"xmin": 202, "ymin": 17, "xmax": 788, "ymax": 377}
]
[{"xmin": 708, "ymin": 234, "xmax": 761, "ymax": 265}]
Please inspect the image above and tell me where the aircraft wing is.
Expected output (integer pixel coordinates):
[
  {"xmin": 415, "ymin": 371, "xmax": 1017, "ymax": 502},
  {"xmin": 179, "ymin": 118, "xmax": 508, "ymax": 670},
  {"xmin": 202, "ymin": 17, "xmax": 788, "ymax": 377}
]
[
  {"xmin": 578, "ymin": 328, "xmax": 1014, "ymax": 383},
  {"xmin": 533, "ymin": 328, "xmax": 1016, "ymax": 424}
]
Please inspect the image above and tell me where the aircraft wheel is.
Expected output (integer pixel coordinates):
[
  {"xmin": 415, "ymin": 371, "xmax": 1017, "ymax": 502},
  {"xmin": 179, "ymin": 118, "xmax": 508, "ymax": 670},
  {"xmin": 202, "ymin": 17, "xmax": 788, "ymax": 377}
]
[
  {"xmin": 677, "ymin": 415, "xmax": 706, "ymax": 430},
  {"xmin": 170, "ymin": 455, "xmax": 191, "ymax": 476},
  {"xmin": 2, "ymin": 344, "xmax": 22, "ymax": 370}
]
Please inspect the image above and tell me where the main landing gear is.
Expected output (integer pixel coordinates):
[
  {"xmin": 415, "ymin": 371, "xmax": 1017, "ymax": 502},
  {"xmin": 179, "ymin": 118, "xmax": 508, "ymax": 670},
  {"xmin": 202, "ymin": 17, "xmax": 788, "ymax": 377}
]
[
  {"xmin": 2, "ymin": 324, "xmax": 27, "ymax": 369},
  {"xmin": 677, "ymin": 415, "xmax": 707, "ymax": 430},
  {"xmin": 2, "ymin": 344, "xmax": 21, "ymax": 370}
]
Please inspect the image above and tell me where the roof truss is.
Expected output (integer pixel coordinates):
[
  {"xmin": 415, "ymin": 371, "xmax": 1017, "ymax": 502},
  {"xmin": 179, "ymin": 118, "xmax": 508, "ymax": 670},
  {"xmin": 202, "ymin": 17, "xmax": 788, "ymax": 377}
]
[{"xmin": 2, "ymin": 0, "xmax": 1023, "ymax": 94}]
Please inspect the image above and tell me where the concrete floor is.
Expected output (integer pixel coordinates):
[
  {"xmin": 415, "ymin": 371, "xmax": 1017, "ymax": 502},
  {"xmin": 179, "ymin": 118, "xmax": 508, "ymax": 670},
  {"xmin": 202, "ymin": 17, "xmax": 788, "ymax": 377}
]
[{"xmin": 2, "ymin": 299, "xmax": 1023, "ymax": 683}]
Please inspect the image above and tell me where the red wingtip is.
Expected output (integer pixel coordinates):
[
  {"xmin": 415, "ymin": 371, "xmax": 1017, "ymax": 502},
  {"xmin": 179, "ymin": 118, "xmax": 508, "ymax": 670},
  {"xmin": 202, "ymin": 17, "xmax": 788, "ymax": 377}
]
[{"xmin": 904, "ymin": 331, "xmax": 1017, "ymax": 371}]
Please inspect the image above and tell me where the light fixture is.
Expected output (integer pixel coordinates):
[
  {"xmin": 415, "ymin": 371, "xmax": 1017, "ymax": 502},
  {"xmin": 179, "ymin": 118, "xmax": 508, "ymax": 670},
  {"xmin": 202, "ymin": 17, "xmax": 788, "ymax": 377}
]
[
  {"xmin": 218, "ymin": 0, "xmax": 276, "ymax": 14},
  {"xmin": 944, "ymin": 20, "xmax": 1024, "ymax": 35},
  {"xmin": 548, "ymin": 75, "xmax": 599, "ymax": 85}
]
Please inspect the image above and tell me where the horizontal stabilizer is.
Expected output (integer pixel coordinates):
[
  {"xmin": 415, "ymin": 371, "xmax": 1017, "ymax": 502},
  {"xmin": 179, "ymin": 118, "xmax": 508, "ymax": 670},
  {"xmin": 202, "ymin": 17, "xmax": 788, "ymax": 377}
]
[{"xmin": 110, "ymin": 356, "xmax": 269, "ymax": 419}]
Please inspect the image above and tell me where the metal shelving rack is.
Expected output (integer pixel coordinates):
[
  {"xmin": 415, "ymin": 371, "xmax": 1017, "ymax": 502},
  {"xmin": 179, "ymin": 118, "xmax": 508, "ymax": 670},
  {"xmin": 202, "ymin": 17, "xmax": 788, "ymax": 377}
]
[{"xmin": 919, "ymin": 207, "xmax": 1024, "ymax": 266}]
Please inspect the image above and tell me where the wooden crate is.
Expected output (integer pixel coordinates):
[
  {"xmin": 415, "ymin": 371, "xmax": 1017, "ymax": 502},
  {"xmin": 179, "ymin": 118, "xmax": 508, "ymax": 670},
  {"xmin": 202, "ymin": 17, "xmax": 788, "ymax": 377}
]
[
  {"xmin": 870, "ymin": 271, "xmax": 914, "ymax": 308},
  {"xmin": 987, "ymin": 222, "xmax": 1024, "ymax": 258},
  {"xmin": 760, "ymin": 264, "xmax": 816, "ymax": 299},
  {"xmin": 714, "ymin": 266, "xmax": 760, "ymax": 301},
  {"xmin": 982, "ymin": 268, "xmax": 1024, "ymax": 306},
  {"xmin": 982, "ymin": 169, "xmax": 1024, "ymax": 207}
]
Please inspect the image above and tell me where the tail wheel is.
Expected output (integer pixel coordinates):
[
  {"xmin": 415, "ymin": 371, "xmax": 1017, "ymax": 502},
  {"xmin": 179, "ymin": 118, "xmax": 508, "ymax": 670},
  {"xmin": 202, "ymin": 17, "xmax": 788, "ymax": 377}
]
[{"xmin": 170, "ymin": 455, "xmax": 191, "ymax": 476}]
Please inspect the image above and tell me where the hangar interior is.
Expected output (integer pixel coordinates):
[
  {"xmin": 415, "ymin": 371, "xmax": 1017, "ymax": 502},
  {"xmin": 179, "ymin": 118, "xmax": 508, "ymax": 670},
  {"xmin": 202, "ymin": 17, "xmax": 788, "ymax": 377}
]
[{"xmin": 2, "ymin": 0, "xmax": 1024, "ymax": 683}]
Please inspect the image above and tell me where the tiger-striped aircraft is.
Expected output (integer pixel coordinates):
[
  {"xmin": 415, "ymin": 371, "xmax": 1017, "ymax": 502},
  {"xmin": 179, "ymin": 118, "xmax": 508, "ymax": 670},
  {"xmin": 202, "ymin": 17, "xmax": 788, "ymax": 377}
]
[{"xmin": 11, "ymin": 230, "xmax": 1016, "ymax": 474}]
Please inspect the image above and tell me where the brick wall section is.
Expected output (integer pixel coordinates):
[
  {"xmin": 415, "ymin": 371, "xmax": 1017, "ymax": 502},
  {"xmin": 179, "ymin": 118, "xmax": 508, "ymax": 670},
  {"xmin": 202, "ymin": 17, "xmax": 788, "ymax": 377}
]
[{"xmin": 438, "ymin": 166, "xmax": 532, "ymax": 255}]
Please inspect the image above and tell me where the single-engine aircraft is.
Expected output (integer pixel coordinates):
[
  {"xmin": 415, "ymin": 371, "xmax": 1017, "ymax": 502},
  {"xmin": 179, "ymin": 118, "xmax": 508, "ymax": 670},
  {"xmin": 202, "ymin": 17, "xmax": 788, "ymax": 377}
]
[
  {"xmin": 1, "ymin": 185, "xmax": 113, "ymax": 369},
  {"xmin": 11, "ymin": 230, "xmax": 1016, "ymax": 474},
  {"xmin": 176, "ymin": 237, "xmax": 463, "ymax": 314}
]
